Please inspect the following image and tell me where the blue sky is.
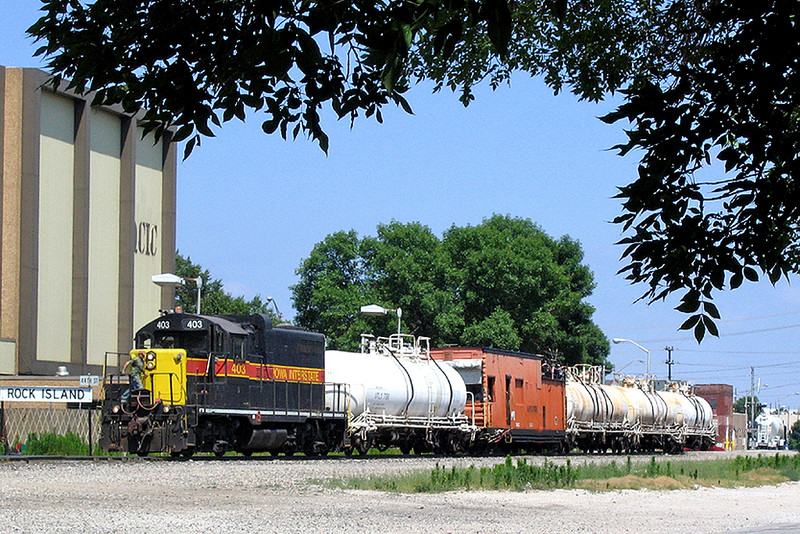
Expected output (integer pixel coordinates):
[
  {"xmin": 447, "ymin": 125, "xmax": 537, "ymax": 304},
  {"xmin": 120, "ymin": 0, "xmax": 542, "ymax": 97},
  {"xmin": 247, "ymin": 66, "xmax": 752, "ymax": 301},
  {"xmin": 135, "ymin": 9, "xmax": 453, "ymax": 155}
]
[{"xmin": 4, "ymin": 1, "xmax": 800, "ymax": 408}]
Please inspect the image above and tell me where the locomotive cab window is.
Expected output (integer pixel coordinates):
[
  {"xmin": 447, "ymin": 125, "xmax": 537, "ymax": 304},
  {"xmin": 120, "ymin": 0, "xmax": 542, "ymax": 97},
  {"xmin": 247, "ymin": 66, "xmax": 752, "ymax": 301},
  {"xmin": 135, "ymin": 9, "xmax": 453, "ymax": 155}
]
[
  {"xmin": 213, "ymin": 327, "xmax": 225, "ymax": 355},
  {"xmin": 179, "ymin": 330, "xmax": 210, "ymax": 358},
  {"xmin": 136, "ymin": 333, "xmax": 152, "ymax": 349},
  {"xmin": 231, "ymin": 334, "xmax": 247, "ymax": 361},
  {"xmin": 155, "ymin": 335, "xmax": 175, "ymax": 348}
]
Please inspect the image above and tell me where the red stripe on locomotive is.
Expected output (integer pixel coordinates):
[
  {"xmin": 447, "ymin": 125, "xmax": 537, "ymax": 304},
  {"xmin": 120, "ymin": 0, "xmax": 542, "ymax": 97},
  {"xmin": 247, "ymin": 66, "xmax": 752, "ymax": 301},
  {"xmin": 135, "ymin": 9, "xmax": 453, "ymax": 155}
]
[{"xmin": 186, "ymin": 358, "xmax": 325, "ymax": 383}]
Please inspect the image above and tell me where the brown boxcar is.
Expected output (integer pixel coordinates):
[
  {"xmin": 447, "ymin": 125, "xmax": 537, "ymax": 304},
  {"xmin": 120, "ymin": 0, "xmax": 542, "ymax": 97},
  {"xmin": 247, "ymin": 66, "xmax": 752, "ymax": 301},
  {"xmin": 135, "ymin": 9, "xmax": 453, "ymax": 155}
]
[{"xmin": 431, "ymin": 347, "xmax": 566, "ymax": 451}]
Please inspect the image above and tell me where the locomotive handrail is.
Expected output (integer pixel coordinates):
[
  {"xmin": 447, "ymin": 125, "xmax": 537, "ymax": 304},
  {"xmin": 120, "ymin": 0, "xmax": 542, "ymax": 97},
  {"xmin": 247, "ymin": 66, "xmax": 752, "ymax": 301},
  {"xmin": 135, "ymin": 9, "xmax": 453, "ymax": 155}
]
[{"xmin": 102, "ymin": 351, "xmax": 134, "ymax": 386}]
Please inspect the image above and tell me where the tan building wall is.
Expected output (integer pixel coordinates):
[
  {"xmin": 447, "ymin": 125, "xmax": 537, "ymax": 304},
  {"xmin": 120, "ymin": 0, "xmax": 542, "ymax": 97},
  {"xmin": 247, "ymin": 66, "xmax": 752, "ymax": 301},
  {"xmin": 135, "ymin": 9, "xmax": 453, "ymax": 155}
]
[{"xmin": 0, "ymin": 66, "xmax": 177, "ymax": 377}]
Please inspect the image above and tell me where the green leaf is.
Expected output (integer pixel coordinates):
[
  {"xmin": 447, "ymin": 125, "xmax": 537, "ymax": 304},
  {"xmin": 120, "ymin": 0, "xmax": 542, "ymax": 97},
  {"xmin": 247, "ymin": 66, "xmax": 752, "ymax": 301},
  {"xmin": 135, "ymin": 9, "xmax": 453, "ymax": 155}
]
[
  {"xmin": 675, "ymin": 299, "xmax": 700, "ymax": 313},
  {"xmin": 679, "ymin": 314, "xmax": 701, "ymax": 331},
  {"xmin": 261, "ymin": 117, "xmax": 280, "ymax": 134},
  {"xmin": 703, "ymin": 315, "xmax": 719, "ymax": 337},
  {"xmin": 730, "ymin": 271, "xmax": 743, "ymax": 289},
  {"xmin": 182, "ymin": 135, "xmax": 197, "ymax": 159},
  {"xmin": 693, "ymin": 320, "xmax": 706, "ymax": 342},
  {"xmin": 703, "ymin": 301, "xmax": 720, "ymax": 319}
]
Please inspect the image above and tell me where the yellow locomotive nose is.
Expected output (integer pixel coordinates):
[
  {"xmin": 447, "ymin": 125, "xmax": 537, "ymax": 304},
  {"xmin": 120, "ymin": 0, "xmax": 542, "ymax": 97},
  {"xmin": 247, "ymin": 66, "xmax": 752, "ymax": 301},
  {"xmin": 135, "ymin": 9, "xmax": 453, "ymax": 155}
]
[{"xmin": 132, "ymin": 348, "xmax": 187, "ymax": 405}]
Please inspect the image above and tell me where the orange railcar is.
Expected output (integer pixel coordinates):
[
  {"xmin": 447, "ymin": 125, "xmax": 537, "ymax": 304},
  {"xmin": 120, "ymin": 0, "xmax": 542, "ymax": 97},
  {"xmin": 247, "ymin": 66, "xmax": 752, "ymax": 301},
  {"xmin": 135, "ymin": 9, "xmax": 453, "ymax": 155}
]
[{"xmin": 431, "ymin": 347, "xmax": 566, "ymax": 450}]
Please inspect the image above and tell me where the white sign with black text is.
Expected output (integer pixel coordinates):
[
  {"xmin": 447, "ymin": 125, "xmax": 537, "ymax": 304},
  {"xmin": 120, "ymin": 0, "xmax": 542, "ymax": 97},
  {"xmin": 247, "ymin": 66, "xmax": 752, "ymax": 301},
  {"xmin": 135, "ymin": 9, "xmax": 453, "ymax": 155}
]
[{"xmin": 0, "ymin": 386, "xmax": 93, "ymax": 403}]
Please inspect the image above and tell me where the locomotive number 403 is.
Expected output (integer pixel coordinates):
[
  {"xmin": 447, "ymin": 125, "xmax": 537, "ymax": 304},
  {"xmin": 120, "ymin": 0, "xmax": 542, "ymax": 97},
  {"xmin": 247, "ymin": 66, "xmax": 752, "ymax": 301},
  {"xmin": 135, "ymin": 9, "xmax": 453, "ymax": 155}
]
[{"xmin": 184, "ymin": 319, "xmax": 204, "ymax": 329}]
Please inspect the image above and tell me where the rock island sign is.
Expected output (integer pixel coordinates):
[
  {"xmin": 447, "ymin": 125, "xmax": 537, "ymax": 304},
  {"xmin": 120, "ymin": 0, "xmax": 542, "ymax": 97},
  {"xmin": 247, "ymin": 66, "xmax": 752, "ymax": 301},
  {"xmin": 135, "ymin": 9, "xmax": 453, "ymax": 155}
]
[{"xmin": 0, "ymin": 386, "xmax": 93, "ymax": 403}]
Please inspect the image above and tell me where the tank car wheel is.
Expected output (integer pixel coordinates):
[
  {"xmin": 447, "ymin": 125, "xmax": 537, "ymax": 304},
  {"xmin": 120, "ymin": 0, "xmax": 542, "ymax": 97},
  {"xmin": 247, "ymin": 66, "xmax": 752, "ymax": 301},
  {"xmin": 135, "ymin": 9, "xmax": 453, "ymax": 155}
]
[
  {"xmin": 181, "ymin": 447, "xmax": 195, "ymax": 458},
  {"xmin": 240, "ymin": 450, "xmax": 253, "ymax": 457},
  {"xmin": 137, "ymin": 451, "xmax": 149, "ymax": 457},
  {"xmin": 399, "ymin": 443, "xmax": 412, "ymax": 455},
  {"xmin": 169, "ymin": 450, "xmax": 181, "ymax": 458},
  {"xmin": 354, "ymin": 436, "xmax": 372, "ymax": 456},
  {"xmin": 344, "ymin": 446, "xmax": 354, "ymax": 457}
]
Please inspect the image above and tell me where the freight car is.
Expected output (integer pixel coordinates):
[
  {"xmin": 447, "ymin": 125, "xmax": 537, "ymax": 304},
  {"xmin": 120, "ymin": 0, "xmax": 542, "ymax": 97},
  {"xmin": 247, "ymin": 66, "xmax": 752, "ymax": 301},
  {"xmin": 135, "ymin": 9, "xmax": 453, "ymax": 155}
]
[
  {"xmin": 430, "ymin": 347, "xmax": 567, "ymax": 453},
  {"xmin": 325, "ymin": 334, "xmax": 474, "ymax": 455},
  {"xmin": 565, "ymin": 365, "xmax": 716, "ymax": 453},
  {"xmin": 100, "ymin": 313, "xmax": 349, "ymax": 456}
]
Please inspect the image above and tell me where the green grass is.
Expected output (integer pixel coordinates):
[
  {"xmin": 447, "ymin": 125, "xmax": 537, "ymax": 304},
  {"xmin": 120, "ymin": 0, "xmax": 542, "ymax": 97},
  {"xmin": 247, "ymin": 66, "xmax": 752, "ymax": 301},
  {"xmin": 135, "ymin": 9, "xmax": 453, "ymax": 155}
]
[
  {"xmin": 19, "ymin": 431, "xmax": 107, "ymax": 456},
  {"xmin": 327, "ymin": 453, "xmax": 800, "ymax": 493}
]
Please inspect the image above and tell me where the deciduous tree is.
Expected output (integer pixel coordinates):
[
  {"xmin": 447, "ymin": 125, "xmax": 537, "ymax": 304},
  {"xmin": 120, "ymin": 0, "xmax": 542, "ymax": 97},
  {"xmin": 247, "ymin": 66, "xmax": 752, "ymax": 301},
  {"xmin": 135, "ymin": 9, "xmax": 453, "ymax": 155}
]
[
  {"xmin": 732, "ymin": 395, "xmax": 761, "ymax": 416},
  {"xmin": 292, "ymin": 215, "xmax": 609, "ymax": 365}
]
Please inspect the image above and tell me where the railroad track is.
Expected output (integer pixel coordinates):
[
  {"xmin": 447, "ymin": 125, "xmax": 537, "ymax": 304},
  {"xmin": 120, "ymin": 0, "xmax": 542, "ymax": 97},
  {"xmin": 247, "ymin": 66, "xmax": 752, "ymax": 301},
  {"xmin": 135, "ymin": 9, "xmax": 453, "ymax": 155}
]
[{"xmin": 0, "ymin": 449, "xmax": 760, "ymax": 463}]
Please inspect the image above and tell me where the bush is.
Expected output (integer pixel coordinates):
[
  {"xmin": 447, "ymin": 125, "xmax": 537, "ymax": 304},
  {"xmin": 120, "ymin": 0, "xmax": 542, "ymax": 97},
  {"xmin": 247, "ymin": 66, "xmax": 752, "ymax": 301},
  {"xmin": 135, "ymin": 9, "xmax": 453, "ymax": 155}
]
[
  {"xmin": 24, "ymin": 431, "xmax": 94, "ymax": 456},
  {"xmin": 789, "ymin": 421, "xmax": 800, "ymax": 451}
]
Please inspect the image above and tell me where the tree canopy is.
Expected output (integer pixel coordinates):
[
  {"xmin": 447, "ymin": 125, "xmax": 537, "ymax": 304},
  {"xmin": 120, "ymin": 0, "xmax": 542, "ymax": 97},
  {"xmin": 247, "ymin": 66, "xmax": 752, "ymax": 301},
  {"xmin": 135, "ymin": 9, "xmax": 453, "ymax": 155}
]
[
  {"xmin": 29, "ymin": 1, "xmax": 800, "ymax": 339},
  {"xmin": 603, "ymin": 2, "xmax": 800, "ymax": 341},
  {"xmin": 27, "ymin": 0, "xmax": 668, "ymax": 156},
  {"xmin": 175, "ymin": 252, "xmax": 280, "ymax": 319},
  {"xmin": 292, "ymin": 215, "xmax": 609, "ymax": 366},
  {"xmin": 732, "ymin": 395, "xmax": 761, "ymax": 416}
]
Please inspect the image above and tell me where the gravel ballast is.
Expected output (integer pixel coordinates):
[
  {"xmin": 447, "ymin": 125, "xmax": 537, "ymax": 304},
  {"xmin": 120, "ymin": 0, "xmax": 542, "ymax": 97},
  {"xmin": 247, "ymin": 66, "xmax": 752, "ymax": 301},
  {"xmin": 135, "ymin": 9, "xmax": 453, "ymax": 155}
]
[{"xmin": 1, "ymin": 451, "xmax": 799, "ymax": 533}]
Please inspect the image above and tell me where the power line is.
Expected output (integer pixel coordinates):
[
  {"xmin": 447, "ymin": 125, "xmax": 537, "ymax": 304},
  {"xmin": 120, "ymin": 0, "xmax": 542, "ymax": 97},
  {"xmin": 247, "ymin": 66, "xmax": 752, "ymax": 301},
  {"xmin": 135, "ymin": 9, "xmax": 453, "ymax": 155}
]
[
  {"xmin": 676, "ymin": 348, "xmax": 800, "ymax": 355},
  {"xmin": 673, "ymin": 360, "xmax": 800, "ymax": 370},
  {"xmin": 613, "ymin": 310, "xmax": 800, "ymax": 330},
  {"xmin": 638, "ymin": 322, "xmax": 800, "ymax": 343}
]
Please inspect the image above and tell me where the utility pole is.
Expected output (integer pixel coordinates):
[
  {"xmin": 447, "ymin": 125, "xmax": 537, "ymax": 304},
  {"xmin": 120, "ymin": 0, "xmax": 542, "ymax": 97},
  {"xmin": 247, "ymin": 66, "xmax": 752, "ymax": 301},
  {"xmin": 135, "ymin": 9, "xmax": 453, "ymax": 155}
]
[
  {"xmin": 664, "ymin": 346, "xmax": 675, "ymax": 381},
  {"xmin": 748, "ymin": 366, "xmax": 755, "ymax": 449}
]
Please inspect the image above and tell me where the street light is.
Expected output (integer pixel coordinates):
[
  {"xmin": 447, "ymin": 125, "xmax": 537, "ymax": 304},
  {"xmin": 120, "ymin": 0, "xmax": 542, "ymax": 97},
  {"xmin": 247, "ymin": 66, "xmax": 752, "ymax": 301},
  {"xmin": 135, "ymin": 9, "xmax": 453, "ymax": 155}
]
[
  {"xmin": 612, "ymin": 338, "xmax": 651, "ymax": 377},
  {"xmin": 266, "ymin": 296, "xmax": 283, "ymax": 322},
  {"xmin": 152, "ymin": 273, "xmax": 203, "ymax": 314},
  {"xmin": 360, "ymin": 304, "xmax": 402, "ymax": 335}
]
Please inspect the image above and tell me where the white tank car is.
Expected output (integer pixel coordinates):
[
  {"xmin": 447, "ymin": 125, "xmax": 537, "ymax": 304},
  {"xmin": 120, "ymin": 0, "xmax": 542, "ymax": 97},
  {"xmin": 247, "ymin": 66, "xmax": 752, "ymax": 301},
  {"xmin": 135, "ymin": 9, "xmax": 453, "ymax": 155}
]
[
  {"xmin": 753, "ymin": 411, "xmax": 787, "ymax": 449},
  {"xmin": 325, "ymin": 334, "xmax": 470, "ymax": 455},
  {"xmin": 565, "ymin": 365, "xmax": 717, "ymax": 452},
  {"xmin": 618, "ymin": 380, "xmax": 668, "ymax": 426},
  {"xmin": 657, "ymin": 383, "xmax": 715, "ymax": 436}
]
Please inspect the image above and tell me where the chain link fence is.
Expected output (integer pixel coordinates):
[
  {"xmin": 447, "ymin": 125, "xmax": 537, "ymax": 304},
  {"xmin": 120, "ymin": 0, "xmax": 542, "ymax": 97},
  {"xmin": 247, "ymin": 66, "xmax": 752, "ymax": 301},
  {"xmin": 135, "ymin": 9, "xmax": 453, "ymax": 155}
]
[{"xmin": 1, "ymin": 403, "xmax": 100, "ymax": 454}]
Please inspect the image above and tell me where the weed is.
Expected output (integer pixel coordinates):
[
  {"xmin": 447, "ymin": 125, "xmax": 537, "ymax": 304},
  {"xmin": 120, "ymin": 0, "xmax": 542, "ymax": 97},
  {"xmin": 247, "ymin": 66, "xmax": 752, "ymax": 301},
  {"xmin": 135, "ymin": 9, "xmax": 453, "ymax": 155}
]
[{"xmin": 329, "ymin": 454, "xmax": 800, "ymax": 494}]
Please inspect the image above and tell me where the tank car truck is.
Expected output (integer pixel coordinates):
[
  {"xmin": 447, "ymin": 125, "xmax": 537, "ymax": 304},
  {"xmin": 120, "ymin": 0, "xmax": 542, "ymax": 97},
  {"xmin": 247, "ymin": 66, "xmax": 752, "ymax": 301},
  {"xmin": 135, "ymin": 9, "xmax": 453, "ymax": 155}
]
[
  {"xmin": 325, "ymin": 334, "xmax": 475, "ymax": 455},
  {"xmin": 100, "ymin": 313, "xmax": 349, "ymax": 457},
  {"xmin": 430, "ymin": 347, "xmax": 568, "ymax": 453}
]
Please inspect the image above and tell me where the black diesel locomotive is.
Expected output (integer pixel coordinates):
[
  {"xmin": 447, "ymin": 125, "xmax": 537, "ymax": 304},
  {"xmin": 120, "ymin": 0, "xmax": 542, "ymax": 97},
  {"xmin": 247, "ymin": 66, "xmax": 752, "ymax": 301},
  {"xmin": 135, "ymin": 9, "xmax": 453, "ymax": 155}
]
[{"xmin": 100, "ymin": 313, "xmax": 348, "ymax": 456}]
